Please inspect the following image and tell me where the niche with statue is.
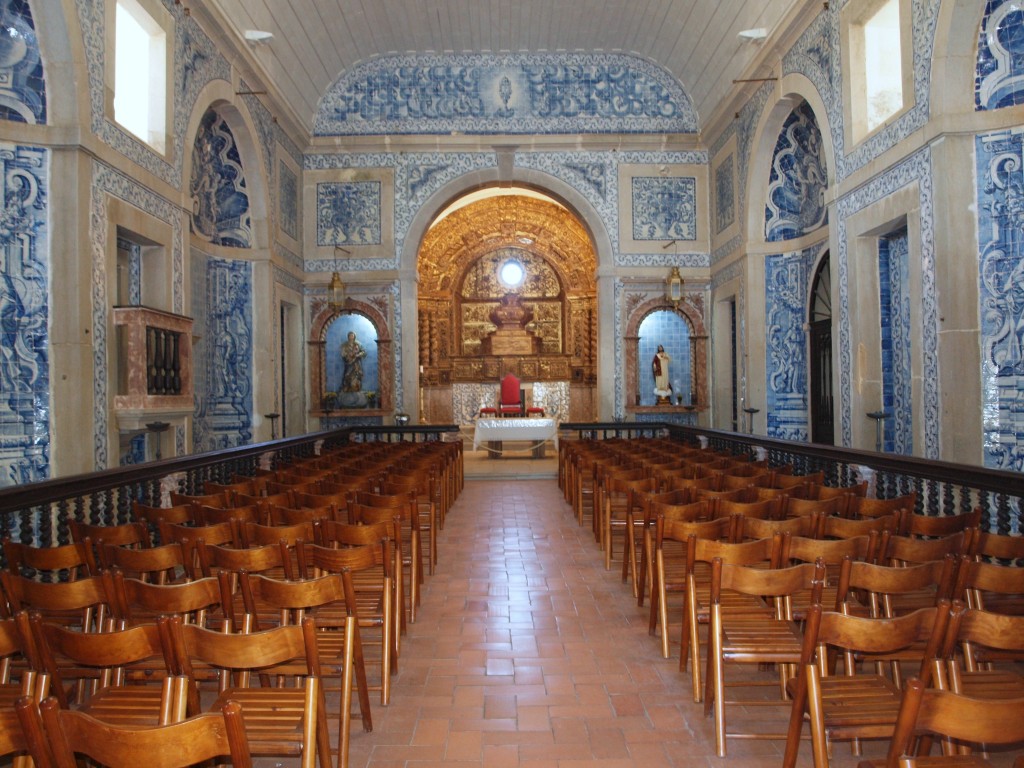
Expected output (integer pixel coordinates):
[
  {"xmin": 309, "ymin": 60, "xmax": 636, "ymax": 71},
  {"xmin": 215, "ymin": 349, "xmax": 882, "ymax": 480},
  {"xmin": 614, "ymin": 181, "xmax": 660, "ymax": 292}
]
[
  {"xmin": 308, "ymin": 297, "xmax": 393, "ymax": 424},
  {"xmin": 322, "ymin": 312, "xmax": 379, "ymax": 409}
]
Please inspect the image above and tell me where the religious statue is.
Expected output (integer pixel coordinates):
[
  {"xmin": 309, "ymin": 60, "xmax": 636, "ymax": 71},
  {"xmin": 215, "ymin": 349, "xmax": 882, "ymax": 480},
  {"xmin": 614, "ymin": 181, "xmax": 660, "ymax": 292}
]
[
  {"xmin": 340, "ymin": 331, "xmax": 367, "ymax": 392},
  {"xmin": 652, "ymin": 345, "xmax": 672, "ymax": 404}
]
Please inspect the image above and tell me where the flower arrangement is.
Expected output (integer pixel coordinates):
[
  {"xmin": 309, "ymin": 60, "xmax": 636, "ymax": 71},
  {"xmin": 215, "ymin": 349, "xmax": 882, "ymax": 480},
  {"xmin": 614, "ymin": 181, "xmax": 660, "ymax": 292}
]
[{"xmin": 322, "ymin": 391, "xmax": 338, "ymax": 411}]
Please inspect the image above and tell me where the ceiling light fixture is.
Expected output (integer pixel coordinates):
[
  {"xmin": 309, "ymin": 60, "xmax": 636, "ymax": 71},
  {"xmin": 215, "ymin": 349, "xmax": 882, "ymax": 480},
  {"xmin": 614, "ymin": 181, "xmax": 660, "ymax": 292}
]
[
  {"xmin": 738, "ymin": 27, "xmax": 768, "ymax": 42},
  {"xmin": 244, "ymin": 29, "xmax": 274, "ymax": 43}
]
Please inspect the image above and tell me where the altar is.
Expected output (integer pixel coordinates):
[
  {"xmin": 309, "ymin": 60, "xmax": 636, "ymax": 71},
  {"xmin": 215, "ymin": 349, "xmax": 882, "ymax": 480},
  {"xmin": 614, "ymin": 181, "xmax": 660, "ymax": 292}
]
[{"xmin": 472, "ymin": 417, "xmax": 559, "ymax": 458}]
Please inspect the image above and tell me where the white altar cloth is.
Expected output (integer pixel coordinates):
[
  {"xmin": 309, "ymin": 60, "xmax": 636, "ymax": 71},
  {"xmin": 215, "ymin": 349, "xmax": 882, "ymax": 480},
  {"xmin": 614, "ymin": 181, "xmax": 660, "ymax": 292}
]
[{"xmin": 472, "ymin": 418, "xmax": 559, "ymax": 451}]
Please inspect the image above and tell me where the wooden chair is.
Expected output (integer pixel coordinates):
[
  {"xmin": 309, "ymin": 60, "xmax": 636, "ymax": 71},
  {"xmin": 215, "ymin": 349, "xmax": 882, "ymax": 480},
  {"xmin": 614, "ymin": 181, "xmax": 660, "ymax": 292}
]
[
  {"xmin": 834, "ymin": 557, "xmax": 959, "ymax": 689},
  {"xmin": 857, "ymin": 678, "xmax": 1024, "ymax": 768},
  {"xmin": 28, "ymin": 613, "xmax": 177, "ymax": 727},
  {"xmin": 164, "ymin": 616, "xmax": 336, "ymax": 768},
  {"xmin": 704, "ymin": 558, "xmax": 826, "ymax": 756},
  {"xmin": 600, "ymin": 471, "xmax": 655, "ymax": 572},
  {"xmin": 901, "ymin": 509, "xmax": 981, "ymax": 539},
  {"xmin": 67, "ymin": 520, "xmax": 151, "ymax": 566},
  {"xmin": 782, "ymin": 603, "xmax": 952, "ymax": 768},
  {"xmin": 196, "ymin": 541, "xmax": 295, "ymax": 629},
  {"xmin": 156, "ymin": 520, "xmax": 241, "ymax": 580},
  {"xmin": 940, "ymin": 604, "xmax": 1024, "ymax": 705},
  {"xmin": 1, "ymin": 693, "xmax": 49, "ymax": 768},
  {"xmin": 953, "ymin": 556, "xmax": 1024, "ymax": 616},
  {"xmin": 298, "ymin": 535, "xmax": 396, "ymax": 704},
  {"xmin": 0, "ymin": 612, "xmax": 46, "ymax": 765},
  {"xmin": 1, "ymin": 571, "xmax": 114, "ymax": 635},
  {"xmin": 237, "ymin": 571, "xmax": 374, "ymax": 725},
  {"xmin": 354, "ymin": 488, "xmax": 428, "ymax": 609},
  {"xmin": 649, "ymin": 513, "xmax": 731, "ymax": 666},
  {"xmin": 631, "ymin": 490, "xmax": 700, "ymax": 607},
  {"xmin": 1, "ymin": 573, "xmax": 116, "ymax": 702},
  {"xmin": 130, "ymin": 502, "xmax": 193, "ymax": 544},
  {"xmin": 194, "ymin": 503, "xmax": 266, "ymax": 529},
  {"xmin": 681, "ymin": 534, "xmax": 784, "ymax": 704},
  {"xmin": 380, "ymin": 471, "xmax": 441, "ymax": 563},
  {"xmin": 18, "ymin": 694, "xmax": 252, "ymax": 768}
]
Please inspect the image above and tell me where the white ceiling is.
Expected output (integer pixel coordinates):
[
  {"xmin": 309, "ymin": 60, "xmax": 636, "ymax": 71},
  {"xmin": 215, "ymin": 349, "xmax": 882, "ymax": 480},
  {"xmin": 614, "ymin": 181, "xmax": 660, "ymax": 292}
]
[{"xmin": 203, "ymin": 0, "xmax": 807, "ymax": 137}]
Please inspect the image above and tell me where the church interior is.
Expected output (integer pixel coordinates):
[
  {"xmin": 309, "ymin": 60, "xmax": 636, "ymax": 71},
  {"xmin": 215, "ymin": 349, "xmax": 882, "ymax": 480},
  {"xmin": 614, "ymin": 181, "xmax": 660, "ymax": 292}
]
[{"xmin": 1, "ymin": 3, "xmax": 1024, "ymax": 767}]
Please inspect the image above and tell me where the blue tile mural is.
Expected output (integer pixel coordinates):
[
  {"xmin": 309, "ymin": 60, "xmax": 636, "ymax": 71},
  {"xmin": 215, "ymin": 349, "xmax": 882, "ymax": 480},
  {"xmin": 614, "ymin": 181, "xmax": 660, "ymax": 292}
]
[
  {"xmin": 765, "ymin": 101, "xmax": 828, "ymax": 242},
  {"xmin": 323, "ymin": 313, "xmax": 379, "ymax": 410},
  {"xmin": 765, "ymin": 252, "xmax": 811, "ymax": 441},
  {"xmin": 314, "ymin": 52, "xmax": 698, "ymax": 136},
  {"xmin": 878, "ymin": 229, "xmax": 913, "ymax": 455},
  {"xmin": 976, "ymin": 0, "xmax": 1024, "ymax": 110},
  {"xmin": 278, "ymin": 160, "xmax": 298, "ymax": 241},
  {"xmin": 715, "ymin": 155, "xmax": 735, "ymax": 235},
  {"xmin": 0, "ymin": 0, "xmax": 45, "ymax": 124},
  {"xmin": 190, "ymin": 109, "xmax": 252, "ymax": 248},
  {"xmin": 0, "ymin": 143, "xmax": 48, "ymax": 486},
  {"xmin": 637, "ymin": 311, "xmax": 692, "ymax": 407},
  {"xmin": 191, "ymin": 254, "xmax": 253, "ymax": 452},
  {"xmin": 977, "ymin": 129, "xmax": 1024, "ymax": 471},
  {"xmin": 631, "ymin": 177, "xmax": 697, "ymax": 241},
  {"xmin": 316, "ymin": 182, "xmax": 381, "ymax": 246}
]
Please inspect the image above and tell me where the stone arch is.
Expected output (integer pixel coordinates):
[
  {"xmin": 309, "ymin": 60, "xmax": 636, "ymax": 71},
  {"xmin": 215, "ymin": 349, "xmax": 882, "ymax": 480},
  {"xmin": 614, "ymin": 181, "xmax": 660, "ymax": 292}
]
[
  {"xmin": 623, "ymin": 295, "xmax": 708, "ymax": 413},
  {"xmin": 308, "ymin": 297, "xmax": 394, "ymax": 416},
  {"xmin": 930, "ymin": 0, "xmax": 996, "ymax": 116},
  {"xmin": 181, "ymin": 84, "xmax": 272, "ymax": 253},
  {"xmin": 745, "ymin": 74, "xmax": 836, "ymax": 245},
  {"xmin": 400, "ymin": 166, "xmax": 615, "ymax": 419}
]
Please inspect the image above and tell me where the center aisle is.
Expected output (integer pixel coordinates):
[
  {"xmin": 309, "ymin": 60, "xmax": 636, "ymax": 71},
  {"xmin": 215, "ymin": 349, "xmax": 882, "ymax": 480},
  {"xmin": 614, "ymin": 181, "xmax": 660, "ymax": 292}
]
[{"xmin": 345, "ymin": 476, "xmax": 831, "ymax": 767}]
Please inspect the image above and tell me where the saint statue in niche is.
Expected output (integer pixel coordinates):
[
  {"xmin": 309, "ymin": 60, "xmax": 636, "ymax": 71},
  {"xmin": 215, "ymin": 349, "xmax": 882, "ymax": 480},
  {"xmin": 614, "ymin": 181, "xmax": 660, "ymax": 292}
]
[
  {"xmin": 340, "ymin": 331, "xmax": 367, "ymax": 392},
  {"xmin": 653, "ymin": 345, "xmax": 672, "ymax": 404}
]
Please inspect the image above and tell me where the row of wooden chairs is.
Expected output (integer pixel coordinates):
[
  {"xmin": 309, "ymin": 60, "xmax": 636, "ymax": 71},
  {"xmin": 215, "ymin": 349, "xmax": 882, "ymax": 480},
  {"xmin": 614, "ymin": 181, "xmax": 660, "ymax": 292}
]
[{"xmin": 784, "ymin": 600, "xmax": 1024, "ymax": 768}]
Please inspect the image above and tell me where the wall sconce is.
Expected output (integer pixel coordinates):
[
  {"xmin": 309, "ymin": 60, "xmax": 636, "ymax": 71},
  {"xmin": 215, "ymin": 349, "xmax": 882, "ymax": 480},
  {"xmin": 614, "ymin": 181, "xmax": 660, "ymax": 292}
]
[
  {"xmin": 328, "ymin": 271, "xmax": 345, "ymax": 310},
  {"xmin": 666, "ymin": 266, "xmax": 684, "ymax": 309}
]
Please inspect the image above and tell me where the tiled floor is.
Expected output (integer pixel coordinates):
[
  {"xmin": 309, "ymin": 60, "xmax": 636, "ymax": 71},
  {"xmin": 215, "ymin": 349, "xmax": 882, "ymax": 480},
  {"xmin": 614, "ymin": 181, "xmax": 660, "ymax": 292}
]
[{"xmin": 345, "ymin": 469, "xmax": 884, "ymax": 768}]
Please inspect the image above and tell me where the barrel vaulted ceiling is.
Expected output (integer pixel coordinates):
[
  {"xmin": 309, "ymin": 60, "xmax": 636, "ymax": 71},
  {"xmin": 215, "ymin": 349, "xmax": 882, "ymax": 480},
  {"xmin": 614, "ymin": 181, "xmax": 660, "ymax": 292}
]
[{"xmin": 202, "ymin": 0, "xmax": 806, "ymax": 137}]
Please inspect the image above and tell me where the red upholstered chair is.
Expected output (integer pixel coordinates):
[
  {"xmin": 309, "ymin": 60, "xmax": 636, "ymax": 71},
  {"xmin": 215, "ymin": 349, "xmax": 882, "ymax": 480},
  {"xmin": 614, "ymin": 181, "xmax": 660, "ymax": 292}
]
[{"xmin": 499, "ymin": 373, "xmax": 523, "ymax": 417}]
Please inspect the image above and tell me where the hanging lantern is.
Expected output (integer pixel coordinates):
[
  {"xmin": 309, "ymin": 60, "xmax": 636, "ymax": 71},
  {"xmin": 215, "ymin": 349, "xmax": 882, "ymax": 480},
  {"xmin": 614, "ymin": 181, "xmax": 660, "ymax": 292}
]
[{"xmin": 328, "ymin": 271, "xmax": 345, "ymax": 310}]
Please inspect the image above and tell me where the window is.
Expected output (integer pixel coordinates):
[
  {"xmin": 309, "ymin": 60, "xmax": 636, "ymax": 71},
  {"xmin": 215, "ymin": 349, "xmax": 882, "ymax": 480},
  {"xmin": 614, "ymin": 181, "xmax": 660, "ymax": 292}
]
[
  {"xmin": 113, "ymin": 0, "xmax": 167, "ymax": 153},
  {"xmin": 843, "ymin": 0, "xmax": 911, "ymax": 143}
]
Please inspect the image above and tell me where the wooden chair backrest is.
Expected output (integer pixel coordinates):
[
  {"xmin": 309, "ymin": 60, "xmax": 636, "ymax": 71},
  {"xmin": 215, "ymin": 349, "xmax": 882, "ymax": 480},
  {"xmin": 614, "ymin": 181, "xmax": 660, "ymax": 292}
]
[
  {"xmin": 26, "ymin": 695, "xmax": 252, "ymax": 768},
  {"xmin": 2, "ymin": 539, "xmax": 96, "ymax": 580},
  {"xmin": 100, "ymin": 542, "xmax": 187, "ymax": 585},
  {"xmin": 29, "ymin": 614, "xmax": 170, "ymax": 709},
  {"xmin": 68, "ymin": 521, "xmax": 150, "ymax": 551},
  {"xmin": 113, "ymin": 573, "xmax": 224, "ymax": 629},
  {"xmin": 881, "ymin": 678, "xmax": 1024, "ymax": 767},
  {"xmin": 835, "ymin": 556, "xmax": 958, "ymax": 616},
  {"xmin": 131, "ymin": 502, "xmax": 193, "ymax": 530}
]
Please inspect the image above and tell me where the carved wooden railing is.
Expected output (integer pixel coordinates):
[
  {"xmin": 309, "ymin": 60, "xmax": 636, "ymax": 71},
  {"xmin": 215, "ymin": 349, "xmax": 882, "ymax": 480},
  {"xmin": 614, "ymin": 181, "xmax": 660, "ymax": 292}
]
[
  {"xmin": 559, "ymin": 421, "xmax": 1024, "ymax": 536},
  {"xmin": 0, "ymin": 424, "xmax": 460, "ymax": 555}
]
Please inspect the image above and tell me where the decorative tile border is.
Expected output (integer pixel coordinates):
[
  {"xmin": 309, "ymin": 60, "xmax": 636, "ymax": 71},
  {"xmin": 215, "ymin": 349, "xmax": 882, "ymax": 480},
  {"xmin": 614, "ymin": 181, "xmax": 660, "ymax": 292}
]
[{"xmin": 315, "ymin": 52, "xmax": 698, "ymax": 136}]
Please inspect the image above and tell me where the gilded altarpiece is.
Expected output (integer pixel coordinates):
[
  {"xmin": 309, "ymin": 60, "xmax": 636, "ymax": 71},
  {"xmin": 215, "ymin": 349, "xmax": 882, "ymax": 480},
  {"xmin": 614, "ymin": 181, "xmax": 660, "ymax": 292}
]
[{"xmin": 417, "ymin": 196, "xmax": 597, "ymax": 423}]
